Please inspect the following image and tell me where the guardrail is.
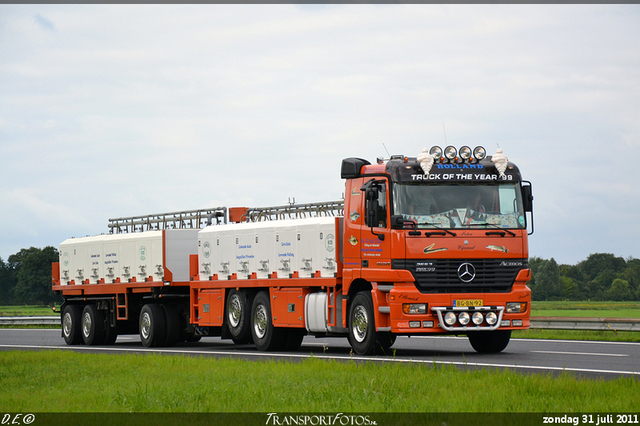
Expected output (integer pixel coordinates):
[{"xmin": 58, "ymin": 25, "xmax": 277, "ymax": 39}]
[
  {"xmin": 531, "ymin": 317, "xmax": 640, "ymax": 332},
  {"xmin": 1, "ymin": 316, "xmax": 639, "ymax": 331},
  {"xmin": 0, "ymin": 316, "xmax": 60, "ymax": 325}
]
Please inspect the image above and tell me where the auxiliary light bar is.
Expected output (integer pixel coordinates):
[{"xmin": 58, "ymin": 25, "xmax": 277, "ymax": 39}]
[{"xmin": 428, "ymin": 145, "xmax": 486, "ymax": 164}]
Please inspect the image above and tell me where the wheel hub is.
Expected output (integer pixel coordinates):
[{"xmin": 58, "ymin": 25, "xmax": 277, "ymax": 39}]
[
  {"xmin": 228, "ymin": 295, "xmax": 241, "ymax": 328},
  {"xmin": 253, "ymin": 305, "xmax": 267, "ymax": 339},
  {"xmin": 82, "ymin": 312, "xmax": 92, "ymax": 338},
  {"xmin": 352, "ymin": 305, "xmax": 368, "ymax": 343},
  {"xmin": 63, "ymin": 313, "xmax": 72, "ymax": 337},
  {"xmin": 141, "ymin": 312, "xmax": 151, "ymax": 340}
]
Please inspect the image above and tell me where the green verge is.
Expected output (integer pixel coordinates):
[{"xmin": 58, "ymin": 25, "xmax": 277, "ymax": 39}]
[
  {"xmin": 0, "ymin": 305, "xmax": 60, "ymax": 316},
  {"xmin": 0, "ymin": 350, "xmax": 637, "ymax": 413},
  {"xmin": 531, "ymin": 301, "xmax": 640, "ymax": 319}
]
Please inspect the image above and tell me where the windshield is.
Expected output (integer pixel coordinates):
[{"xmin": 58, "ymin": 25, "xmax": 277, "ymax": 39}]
[{"xmin": 393, "ymin": 183, "xmax": 526, "ymax": 229}]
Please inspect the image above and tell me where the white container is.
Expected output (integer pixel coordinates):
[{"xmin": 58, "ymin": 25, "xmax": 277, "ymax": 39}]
[
  {"xmin": 196, "ymin": 217, "xmax": 338, "ymax": 280},
  {"xmin": 58, "ymin": 230, "xmax": 198, "ymax": 285},
  {"xmin": 273, "ymin": 221, "xmax": 297, "ymax": 277}
]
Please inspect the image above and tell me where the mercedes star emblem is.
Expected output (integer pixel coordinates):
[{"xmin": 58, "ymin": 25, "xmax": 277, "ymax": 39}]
[{"xmin": 457, "ymin": 262, "xmax": 476, "ymax": 282}]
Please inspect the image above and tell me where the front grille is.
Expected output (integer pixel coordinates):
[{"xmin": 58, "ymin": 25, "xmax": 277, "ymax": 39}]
[{"xmin": 392, "ymin": 258, "xmax": 528, "ymax": 294}]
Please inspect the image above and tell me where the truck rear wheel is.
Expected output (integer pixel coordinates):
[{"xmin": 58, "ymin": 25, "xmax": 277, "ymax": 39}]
[
  {"xmin": 162, "ymin": 304, "xmax": 181, "ymax": 347},
  {"xmin": 81, "ymin": 304, "xmax": 105, "ymax": 346},
  {"xmin": 140, "ymin": 304, "xmax": 166, "ymax": 347},
  {"xmin": 251, "ymin": 291, "xmax": 286, "ymax": 351},
  {"xmin": 468, "ymin": 330, "xmax": 511, "ymax": 353},
  {"xmin": 226, "ymin": 289, "xmax": 254, "ymax": 344},
  {"xmin": 62, "ymin": 304, "xmax": 83, "ymax": 345}
]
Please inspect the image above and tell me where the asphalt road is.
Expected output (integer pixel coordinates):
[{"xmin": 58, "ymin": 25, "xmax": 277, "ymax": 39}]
[{"xmin": 1, "ymin": 328, "xmax": 638, "ymax": 380}]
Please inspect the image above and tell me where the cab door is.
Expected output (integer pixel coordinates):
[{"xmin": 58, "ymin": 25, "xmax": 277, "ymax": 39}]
[{"xmin": 359, "ymin": 178, "xmax": 391, "ymax": 270}]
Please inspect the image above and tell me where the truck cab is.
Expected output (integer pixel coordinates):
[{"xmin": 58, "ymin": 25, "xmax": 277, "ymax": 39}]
[{"xmin": 340, "ymin": 146, "xmax": 533, "ymax": 354}]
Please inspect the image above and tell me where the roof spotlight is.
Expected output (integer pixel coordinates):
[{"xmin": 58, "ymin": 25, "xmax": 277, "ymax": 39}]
[
  {"xmin": 429, "ymin": 146, "xmax": 443, "ymax": 160},
  {"xmin": 444, "ymin": 146, "xmax": 457, "ymax": 160},
  {"xmin": 459, "ymin": 146, "xmax": 472, "ymax": 160},
  {"xmin": 473, "ymin": 146, "xmax": 486, "ymax": 161}
]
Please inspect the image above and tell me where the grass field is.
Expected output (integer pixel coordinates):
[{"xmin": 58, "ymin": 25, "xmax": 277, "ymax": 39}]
[
  {"xmin": 531, "ymin": 301, "xmax": 640, "ymax": 318},
  {"xmin": 0, "ymin": 350, "xmax": 637, "ymax": 413},
  {"xmin": 0, "ymin": 304, "xmax": 59, "ymax": 316}
]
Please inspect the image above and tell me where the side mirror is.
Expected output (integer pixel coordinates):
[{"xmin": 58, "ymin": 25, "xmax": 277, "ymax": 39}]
[
  {"xmin": 361, "ymin": 180, "xmax": 385, "ymax": 241},
  {"xmin": 522, "ymin": 181, "xmax": 534, "ymax": 235},
  {"xmin": 522, "ymin": 182, "xmax": 533, "ymax": 212}
]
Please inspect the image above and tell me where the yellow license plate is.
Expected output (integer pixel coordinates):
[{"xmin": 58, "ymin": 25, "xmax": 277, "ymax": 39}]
[{"xmin": 454, "ymin": 299, "xmax": 483, "ymax": 307}]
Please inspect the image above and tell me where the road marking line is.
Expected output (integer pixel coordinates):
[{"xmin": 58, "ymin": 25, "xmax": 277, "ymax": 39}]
[
  {"xmin": 0, "ymin": 343, "xmax": 638, "ymax": 377},
  {"xmin": 532, "ymin": 350, "xmax": 628, "ymax": 357}
]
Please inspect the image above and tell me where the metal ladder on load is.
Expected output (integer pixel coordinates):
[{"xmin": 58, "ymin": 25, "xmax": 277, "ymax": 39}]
[
  {"xmin": 242, "ymin": 200, "xmax": 344, "ymax": 222},
  {"xmin": 107, "ymin": 199, "xmax": 344, "ymax": 233},
  {"xmin": 108, "ymin": 207, "xmax": 228, "ymax": 234}
]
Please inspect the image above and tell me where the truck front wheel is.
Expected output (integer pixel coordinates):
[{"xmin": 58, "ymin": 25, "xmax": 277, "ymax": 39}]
[
  {"xmin": 348, "ymin": 292, "xmax": 395, "ymax": 355},
  {"xmin": 140, "ymin": 304, "xmax": 166, "ymax": 347},
  {"xmin": 62, "ymin": 304, "xmax": 83, "ymax": 345},
  {"xmin": 468, "ymin": 330, "xmax": 511, "ymax": 353},
  {"xmin": 348, "ymin": 292, "xmax": 376, "ymax": 355}
]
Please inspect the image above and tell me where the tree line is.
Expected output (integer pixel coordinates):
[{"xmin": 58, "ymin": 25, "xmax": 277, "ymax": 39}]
[
  {"xmin": 0, "ymin": 246, "xmax": 638, "ymax": 305},
  {"xmin": 0, "ymin": 246, "xmax": 60, "ymax": 305},
  {"xmin": 529, "ymin": 253, "xmax": 640, "ymax": 301}
]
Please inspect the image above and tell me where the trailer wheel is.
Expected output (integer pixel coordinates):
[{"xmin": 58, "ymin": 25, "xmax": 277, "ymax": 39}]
[
  {"xmin": 62, "ymin": 304, "xmax": 83, "ymax": 345},
  {"xmin": 468, "ymin": 330, "xmax": 511, "ymax": 353},
  {"xmin": 162, "ymin": 304, "xmax": 181, "ymax": 347},
  {"xmin": 103, "ymin": 321, "xmax": 118, "ymax": 345},
  {"xmin": 140, "ymin": 304, "xmax": 166, "ymax": 348},
  {"xmin": 251, "ymin": 291, "xmax": 286, "ymax": 351},
  {"xmin": 226, "ymin": 289, "xmax": 254, "ymax": 344},
  {"xmin": 81, "ymin": 304, "xmax": 105, "ymax": 346}
]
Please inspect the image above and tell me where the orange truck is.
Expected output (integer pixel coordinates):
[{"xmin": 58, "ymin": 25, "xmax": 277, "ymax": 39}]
[{"xmin": 52, "ymin": 145, "xmax": 533, "ymax": 354}]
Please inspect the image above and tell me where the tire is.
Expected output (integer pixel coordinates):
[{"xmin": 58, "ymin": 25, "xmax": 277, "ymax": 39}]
[
  {"xmin": 376, "ymin": 332, "xmax": 397, "ymax": 353},
  {"xmin": 348, "ymin": 292, "xmax": 376, "ymax": 355},
  {"xmin": 162, "ymin": 304, "xmax": 181, "ymax": 347},
  {"xmin": 81, "ymin": 304, "xmax": 105, "ymax": 346},
  {"xmin": 62, "ymin": 304, "xmax": 83, "ymax": 345},
  {"xmin": 139, "ymin": 304, "xmax": 166, "ymax": 347},
  {"xmin": 226, "ymin": 289, "xmax": 254, "ymax": 344},
  {"xmin": 251, "ymin": 291, "xmax": 286, "ymax": 351},
  {"xmin": 347, "ymin": 291, "xmax": 396, "ymax": 355},
  {"xmin": 103, "ymin": 316, "xmax": 118, "ymax": 345},
  {"xmin": 282, "ymin": 329, "xmax": 306, "ymax": 352},
  {"xmin": 468, "ymin": 330, "xmax": 511, "ymax": 353}
]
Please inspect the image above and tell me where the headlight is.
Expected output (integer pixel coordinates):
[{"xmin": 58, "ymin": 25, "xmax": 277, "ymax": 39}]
[
  {"xmin": 429, "ymin": 146, "xmax": 443, "ymax": 160},
  {"xmin": 403, "ymin": 303, "xmax": 427, "ymax": 314},
  {"xmin": 459, "ymin": 146, "xmax": 472, "ymax": 160},
  {"xmin": 444, "ymin": 146, "xmax": 457, "ymax": 160},
  {"xmin": 473, "ymin": 146, "xmax": 486, "ymax": 161},
  {"xmin": 506, "ymin": 302, "xmax": 527, "ymax": 313},
  {"xmin": 486, "ymin": 311, "xmax": 498, "ymax": 325},
  {"xmin": 458, "ymin": 312, "xmax": 470, "ymax": 325},
  {"xmin": 472, "ymin": 312, "xmax": 484, "ymax": 325},
  {"xmin": 444, "ymin": 312, "xmax": 457, "ymax": 326}
]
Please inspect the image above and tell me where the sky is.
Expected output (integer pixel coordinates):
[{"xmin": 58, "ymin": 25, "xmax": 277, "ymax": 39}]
[{"xmin": 1, "ymin": 4, "xmax": 639, "ymax": 266}]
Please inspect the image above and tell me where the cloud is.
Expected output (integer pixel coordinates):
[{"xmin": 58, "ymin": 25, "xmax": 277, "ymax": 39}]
[
  {"xmin": 0, "ymin": 4, "xmax": 639, "ymax": 265},
  {"xmin": 32, "ymin": 13, "xmax": 55, "ymax": 31}
]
